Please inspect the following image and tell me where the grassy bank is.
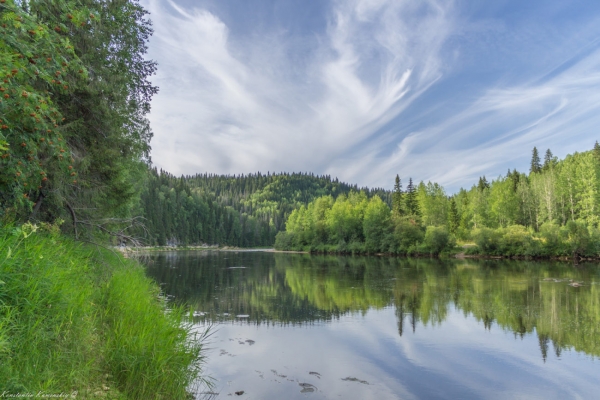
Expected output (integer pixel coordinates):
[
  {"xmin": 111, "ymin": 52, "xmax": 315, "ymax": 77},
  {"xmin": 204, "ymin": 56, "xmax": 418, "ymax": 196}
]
[{"xmin": 0, "ymin": 223, "xmax": 206, "ymax": 398}]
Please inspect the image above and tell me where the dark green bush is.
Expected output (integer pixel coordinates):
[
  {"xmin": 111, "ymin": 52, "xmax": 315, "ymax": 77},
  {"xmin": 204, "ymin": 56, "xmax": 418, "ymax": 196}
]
[
  {"xmin": 422, "ymin": 226, "xmax": 452, "ymax": 255},
  {"xmin": 471, "ymin": 227, "xmax": 502, "ymax": 255},
  {"xmin": 274, "ymin": 231, "xmax": 294, "ymax": 250}
]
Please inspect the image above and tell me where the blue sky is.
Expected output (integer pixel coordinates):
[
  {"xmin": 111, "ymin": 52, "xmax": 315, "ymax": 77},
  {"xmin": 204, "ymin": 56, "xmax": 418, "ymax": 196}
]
[{"xmin": 141, "ymin": 0, "xmax": 600, "ymax": 192}]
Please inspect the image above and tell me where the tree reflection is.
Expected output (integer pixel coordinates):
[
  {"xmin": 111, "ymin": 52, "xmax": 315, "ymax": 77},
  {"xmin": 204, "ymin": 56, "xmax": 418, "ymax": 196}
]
[{"xmin": 143, "ymin": 251, "xmax": 600, "ymax": 359}]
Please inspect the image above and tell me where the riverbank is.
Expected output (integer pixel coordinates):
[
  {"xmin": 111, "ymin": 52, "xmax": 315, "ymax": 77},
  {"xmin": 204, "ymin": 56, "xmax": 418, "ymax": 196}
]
[
  {"xmin": 0, "ymin": 224, "xmax": 206, "ymax": 398},
  {"xmin": 120, "ymin": 245, "xmax": 277, "ymax": 253},
  {"xmin": 120, "ymin": 244, "xmax": 595, "ymax": 262}
]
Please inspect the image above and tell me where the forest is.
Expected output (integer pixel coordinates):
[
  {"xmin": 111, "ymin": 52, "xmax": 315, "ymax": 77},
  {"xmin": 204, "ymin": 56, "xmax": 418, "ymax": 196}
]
[
  {"xmin": 137, "ymin": 168, "xmax": 391, "ymax": 246},
  {"xmin": 275, "ymin": 145, "xmax": 600, "ymax": 257}
]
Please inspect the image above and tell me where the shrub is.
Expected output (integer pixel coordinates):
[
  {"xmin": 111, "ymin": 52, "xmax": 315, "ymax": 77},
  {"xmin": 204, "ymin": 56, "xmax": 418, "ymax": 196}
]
[
  {"xmin": 393, "ymin": 217, "xmax": 425, "ymax": 254},
  {"xmin": 566, "ymin": 220, "xmax": 592, "ymax": 257},
  {"xmin": 274, "ymin": 231, "xmax": 294, "ymax": 250},
  {"xmin": 499, "ymin": 225, "xmax": 538, "ymax": 256},
  {"xmin": 471, "ymin": 227, "xmax": 502, "ymax": 255},
  {"xmin": 422, "ymin": 226, "xmax": 452, "ymax": 255}
]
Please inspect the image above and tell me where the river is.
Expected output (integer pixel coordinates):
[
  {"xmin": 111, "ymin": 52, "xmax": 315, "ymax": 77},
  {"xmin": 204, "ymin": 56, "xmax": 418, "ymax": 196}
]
[{"xmin": 141, "ymin": 251, "xmax": 600, "ymax": 399}]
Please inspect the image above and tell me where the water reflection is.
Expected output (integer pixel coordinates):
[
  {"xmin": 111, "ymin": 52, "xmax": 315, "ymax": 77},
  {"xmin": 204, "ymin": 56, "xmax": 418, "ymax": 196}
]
[{"xmin": 144, "ymin": 251, "xmax": 600, "ymax": 360}]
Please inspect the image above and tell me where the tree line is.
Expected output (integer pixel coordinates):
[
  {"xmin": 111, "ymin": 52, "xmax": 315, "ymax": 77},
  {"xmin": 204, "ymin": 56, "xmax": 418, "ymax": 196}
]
[{"xmin": 276, "ymin": 143, "xmax": 600, "ymax": 257}]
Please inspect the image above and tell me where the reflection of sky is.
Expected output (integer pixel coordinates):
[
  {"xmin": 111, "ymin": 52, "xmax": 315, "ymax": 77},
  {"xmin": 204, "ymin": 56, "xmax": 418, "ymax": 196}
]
[{"xmin": 194, "ymin": 307, "xmax": 599, "ymax": 399}]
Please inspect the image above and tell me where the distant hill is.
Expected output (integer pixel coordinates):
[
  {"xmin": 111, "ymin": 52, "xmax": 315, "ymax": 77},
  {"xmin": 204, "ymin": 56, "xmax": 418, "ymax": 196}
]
[{"xmin": 139, "ymin": 168, "xmax": 392, "ymax": 247}]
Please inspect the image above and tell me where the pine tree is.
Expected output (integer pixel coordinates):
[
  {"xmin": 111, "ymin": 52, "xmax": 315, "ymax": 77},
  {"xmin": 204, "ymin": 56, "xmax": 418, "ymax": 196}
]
[
  {"xmin": 530, "ymin": 147, "xmax": 542, "ymax": 174},
  {"xmin": 392, "ymin": 175, "xmax": 403, "ymax": 216}
]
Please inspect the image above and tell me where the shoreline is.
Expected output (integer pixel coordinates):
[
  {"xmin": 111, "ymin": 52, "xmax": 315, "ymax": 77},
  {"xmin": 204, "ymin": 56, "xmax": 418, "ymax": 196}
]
[{"xmin": 121, "ymin": 246, "xmax": 597, "ymax": 262}]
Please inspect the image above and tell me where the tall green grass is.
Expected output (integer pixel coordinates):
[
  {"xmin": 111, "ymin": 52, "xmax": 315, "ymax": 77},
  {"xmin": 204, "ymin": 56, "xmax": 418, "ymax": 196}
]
[{"xmin": 0, "ymin": 223, "xmax": 206, "ymax": 398}]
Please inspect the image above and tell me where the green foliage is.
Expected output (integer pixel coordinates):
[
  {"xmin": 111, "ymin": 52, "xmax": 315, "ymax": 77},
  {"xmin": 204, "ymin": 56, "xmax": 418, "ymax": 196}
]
[
  {"xmin": 273, "ymin": 142, "xmax": 600, "ymax": 258},
  {"xmin": 363, "ymin": 195, "xmax": 391, "ymax": 252},
  {"xmin": 0, "ymin": 225, "xmax": 205, "ymax": 397},
  {"xmin": 404, "ymin": 177, "xmax": 420, "ymax": 216},
  {"xmin": 471, "ymin": 227, "xmax": 502, "ymax": 254},
  {"xmin": 0, "ymin": 0, "xmax": 157, "ymax": 243},
  {"xmin": 421, "ymin": 226, "xmax": 453, "ymax": 255},
  {"xmin": 0, "ymin": 0, "xmax": 91, "ymax": 216},
  {"xmin": 276, "ymin": 192, "xmax": 457, "ymax": 255},
  {"xmin": 391, "ymin": 216, "xmax": 425, "ymax": 254},
  {"xmin": 543, "ymin": 148, "xmax": 557, "ymax": 171},
  {"xmin": 499, "ymin": 225, "xmax": 537, "ymax": 256},
  {"xmin": 274, "ymin": 230, "xmax": 295, "ymax": 250},
  {"xmin": 392, "ymin": 174, "xmax": 403, "ymax": 216},
  {"xmin": 416, "ymin": 181, "xmax": 447, "ymax": 226},
  {"xmin": 565, "ymin": 220, "xmax": 592, "ymax": 256},
  {"xmin": 448, "ymin": 197, "xmax": 459, "ymax": 234},
  {"xmin": 140, "ymin": 169, "xmax": 391, "ymax": 247}
]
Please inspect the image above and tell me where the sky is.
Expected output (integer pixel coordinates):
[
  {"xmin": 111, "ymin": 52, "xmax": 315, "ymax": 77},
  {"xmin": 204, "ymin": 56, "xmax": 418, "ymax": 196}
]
[{"xmin": 140, "ymin": 0, "xmax": 600, "ymax": 192}]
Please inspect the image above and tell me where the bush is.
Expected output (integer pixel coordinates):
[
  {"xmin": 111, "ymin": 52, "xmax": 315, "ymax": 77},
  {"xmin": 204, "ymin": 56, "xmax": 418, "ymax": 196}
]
[
  {"xmin": 392, "ymin": 217, "xmax": 425, "ymax": 254},
  {"xmin": 566, "ymin": 220, "xmax": 592, "ymax": 257},
  {"xmin": 539, "ymin": 222, "xmax": 565, "ymax": 256},
  {"xmin": 471, "ymin": 227, "xmax": 502, "ymax": 255},
  {"xmin": 348, "ymin": 240, "xmax": 365, "ymax": 255},
  {"xmin": 274, "ymin": 231, "xmax": 295, "ymax": 250},
  {"xmin": 422, "ymin": 226, "xmax": 452, "ymax": 255},
  {"xmin": 499, "ymin": 225, "xmax": 539, "ymax": 256}
]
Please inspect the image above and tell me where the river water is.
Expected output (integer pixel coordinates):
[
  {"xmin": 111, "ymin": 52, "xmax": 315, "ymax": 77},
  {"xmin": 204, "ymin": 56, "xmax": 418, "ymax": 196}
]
[{"xmin": 141, "ymin": 251, "xmax": 600, "ymax": 399}]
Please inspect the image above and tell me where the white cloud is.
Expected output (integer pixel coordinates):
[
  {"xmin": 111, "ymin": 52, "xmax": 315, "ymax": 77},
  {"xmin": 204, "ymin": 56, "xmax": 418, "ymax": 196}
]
[
  {"xmin": 352, "ymin": 43, "xmax": 600, "ymax": 191},
  {"xmin": 143, "ymin": 0, "xmax": 600, "ymax": 193},
  {"xmin": 144, "ymin": 0, "xmax": 457, "ymax": 179}
]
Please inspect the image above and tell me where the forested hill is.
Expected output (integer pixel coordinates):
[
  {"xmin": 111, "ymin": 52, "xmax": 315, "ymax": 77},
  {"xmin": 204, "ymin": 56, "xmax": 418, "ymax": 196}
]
[{"xmin": 139, "ymin": 169, "xmax": 392, "ymax": 247}]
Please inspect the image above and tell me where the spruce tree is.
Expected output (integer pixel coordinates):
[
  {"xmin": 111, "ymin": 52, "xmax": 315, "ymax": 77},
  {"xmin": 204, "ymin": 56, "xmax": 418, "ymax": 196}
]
[
  {"xmin": 543, "ymin": 149, "xmax": 555, "ymax": 171},
  {"xmin": 405, "ymin": 178, "xmax": 420, "ymax": 216},
  {"xmin": 477, "ymin": 176, "xmax": 489, "ymax": 192},
  {"xmin": 594, "ymin": 141, "xmax": 600, "ymax": 162},
  {"xmin": 392, "ymin": 175, "xmax": 403, "ymax": 216},
  {"xmin": 530, "ymin": 147, "xmax": 542, "ymax": 174}
]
